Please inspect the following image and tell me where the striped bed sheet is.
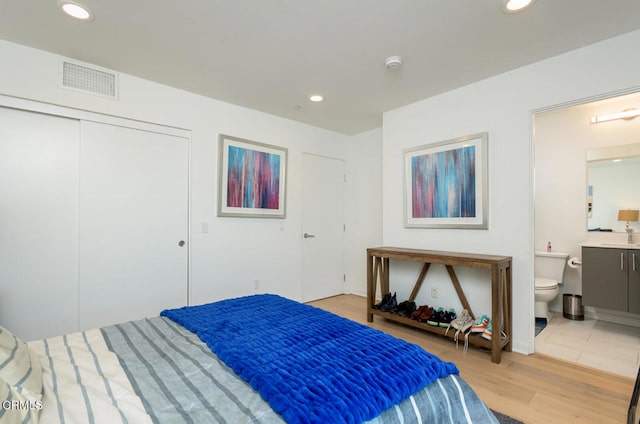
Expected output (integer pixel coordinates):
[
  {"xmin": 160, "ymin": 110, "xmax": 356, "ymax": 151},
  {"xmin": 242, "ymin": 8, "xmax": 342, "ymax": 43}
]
[{"xmin": 28, "ymin": 316, "xmax": 498, "ymax": 423}]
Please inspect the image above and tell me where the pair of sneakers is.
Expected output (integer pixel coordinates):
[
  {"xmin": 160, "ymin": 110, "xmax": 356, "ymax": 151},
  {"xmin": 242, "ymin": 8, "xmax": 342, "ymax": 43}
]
[
  {"xmin": 447, "ymin": 313, "xmax": 499, "ymax": 351},
  {"xmin": 480, "ymin": 320, "xmax": 506, "ymax": 341},
  {"xmin": 470, "ymin": 315, "xmax": 497, "ymax": 340},
  {"xmin": 471, "ymin": 314, "xmax": 490, "ymax": 335},
  {"xmin": 427, "ymin": 307, "xmax": 456, "ymax": 327},
  {"xmin": 445, "ymin": 309, "xmax": 474, "ymax": 352}
]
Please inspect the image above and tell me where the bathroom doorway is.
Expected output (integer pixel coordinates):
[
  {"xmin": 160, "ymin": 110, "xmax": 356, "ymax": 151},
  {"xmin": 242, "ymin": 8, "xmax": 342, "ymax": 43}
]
[{"xmin": 532, "ymin": 90, "xmax": 640, "ymax": 378}]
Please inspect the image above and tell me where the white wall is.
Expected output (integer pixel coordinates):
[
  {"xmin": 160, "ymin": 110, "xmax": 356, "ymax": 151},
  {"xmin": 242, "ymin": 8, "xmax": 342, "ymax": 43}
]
[
  {"xmin": 382, "ymin": 29, "xmax": 640, "ymax": 354},
  {"xmin": 344, "ymin": 128, "xmax": 383, "ymax": 296},
  {"xmin": 0, "ymin": 39, "xmax": 382, "ymax": 312},
  {"xmin": 534, "ymin": 93, "xmax": 640, "ymax": 312}
]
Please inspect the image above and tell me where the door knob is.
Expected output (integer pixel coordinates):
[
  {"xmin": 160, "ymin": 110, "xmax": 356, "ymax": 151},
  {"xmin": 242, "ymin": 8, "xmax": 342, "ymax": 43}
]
[
  {"xmin": 303, "ymin": 233, "xmax": 316, "ymax": 239},
  {"xmin": 178, "ymin": 240, "xmax": 186, "ymax": 247}
]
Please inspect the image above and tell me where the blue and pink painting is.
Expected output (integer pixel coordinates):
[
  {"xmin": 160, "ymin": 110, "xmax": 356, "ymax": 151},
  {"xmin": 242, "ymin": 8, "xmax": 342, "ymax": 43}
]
[
  {"xmin": 226, "ymin": 145, "xmax": 280, "ymax": 210},
  {"xmin": 411, "ymin": 145, "xmax": 476, "ymax": 218}
]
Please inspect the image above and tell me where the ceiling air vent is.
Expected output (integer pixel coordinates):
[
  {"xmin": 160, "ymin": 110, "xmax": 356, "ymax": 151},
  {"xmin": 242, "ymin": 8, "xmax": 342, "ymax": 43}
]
[{"xmin": 60, "ymin": 60, "xmax": 119, "ymax": 99}]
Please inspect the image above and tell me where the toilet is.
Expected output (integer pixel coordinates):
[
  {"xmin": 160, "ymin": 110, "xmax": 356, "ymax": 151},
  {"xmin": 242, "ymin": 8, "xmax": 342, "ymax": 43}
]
[{"xmin": 534, "ymin": 251, "xmax": 570, "ymax": 320}]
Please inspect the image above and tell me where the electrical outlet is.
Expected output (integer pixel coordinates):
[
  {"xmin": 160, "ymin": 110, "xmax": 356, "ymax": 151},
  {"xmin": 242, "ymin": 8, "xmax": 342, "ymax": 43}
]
[
  {"xmin": 431, "ymin": 287, "xmax": 438, "ymax": 298},
  {"xmin": 254, "ymin": 280, "xmax": 260, "ymax": 290}
]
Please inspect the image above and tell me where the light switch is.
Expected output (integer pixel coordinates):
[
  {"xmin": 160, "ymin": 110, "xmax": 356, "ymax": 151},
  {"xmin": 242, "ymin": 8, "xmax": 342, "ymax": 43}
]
[{"xmin": 201, "ymin": 222, "xmax": 208, "ymax": 233}]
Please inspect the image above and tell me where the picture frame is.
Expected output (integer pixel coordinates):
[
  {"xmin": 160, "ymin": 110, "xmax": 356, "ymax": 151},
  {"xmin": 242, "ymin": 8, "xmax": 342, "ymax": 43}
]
[
  {"xmin": 217, "ymin": 134, "xmax": 287, "ymax": 218},
  {"xmin": 403, "ymin": 132, "xmax": 488, "ymax": 229}
]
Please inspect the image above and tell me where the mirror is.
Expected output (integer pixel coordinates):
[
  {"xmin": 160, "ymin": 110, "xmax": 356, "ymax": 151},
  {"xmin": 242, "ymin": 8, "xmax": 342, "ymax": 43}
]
[{"xmin": 587, "ymin": 143, "xmax": 640, "ymax": 232}]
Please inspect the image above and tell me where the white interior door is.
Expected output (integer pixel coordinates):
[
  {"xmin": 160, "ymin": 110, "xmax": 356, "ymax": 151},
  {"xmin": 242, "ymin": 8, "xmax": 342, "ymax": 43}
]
[
  {"xmin": 78, "ymin": 121, "xmax": 189, "ymax": 330},
  {"xmin": 302, "ymin": 153, "xmax": 345, "ymax": 302},
  {"xmin": 0, "ymin": 107, "xmax": 80, "ymax": 341}
]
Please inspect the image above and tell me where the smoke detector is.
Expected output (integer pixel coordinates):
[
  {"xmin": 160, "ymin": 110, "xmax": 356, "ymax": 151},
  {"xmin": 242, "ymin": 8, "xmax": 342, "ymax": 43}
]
[{"xmin": 384, "ymin": 56, "xmax": 402, "ymax": 70}]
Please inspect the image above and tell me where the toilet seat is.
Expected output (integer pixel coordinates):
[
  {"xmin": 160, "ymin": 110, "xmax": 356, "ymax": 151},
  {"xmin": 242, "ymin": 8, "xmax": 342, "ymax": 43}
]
[{"xmin": 535, "ymin": 277, "xmax": 558, "ymax": 290}]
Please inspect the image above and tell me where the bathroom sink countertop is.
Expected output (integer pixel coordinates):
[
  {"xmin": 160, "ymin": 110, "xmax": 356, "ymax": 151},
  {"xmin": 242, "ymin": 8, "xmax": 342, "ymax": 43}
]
[{"xmin": 579, "ymin": 241, "xmax": 640, "ymax": 249}]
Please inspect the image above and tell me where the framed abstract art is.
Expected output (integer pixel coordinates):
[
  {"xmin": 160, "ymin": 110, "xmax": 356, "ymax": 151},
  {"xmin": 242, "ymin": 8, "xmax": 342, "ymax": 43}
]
[
  {"xmin": 403, "ymin": 132, "xmax": 488, "ymax": 229},
  {"xmin": 217, "ymin": 134, "xmax": 287, "ymax": 218}
]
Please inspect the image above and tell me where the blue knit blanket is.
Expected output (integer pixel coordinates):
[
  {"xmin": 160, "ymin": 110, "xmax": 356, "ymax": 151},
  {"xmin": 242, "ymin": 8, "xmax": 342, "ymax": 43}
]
[{"xmin": 161, "ymin": 294, "xmax": 458, "ymax": 424}]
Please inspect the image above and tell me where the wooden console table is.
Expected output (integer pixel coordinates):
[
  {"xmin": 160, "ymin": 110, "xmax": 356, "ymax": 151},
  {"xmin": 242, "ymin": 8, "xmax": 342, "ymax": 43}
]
[{"xmin": 367, "ymin": 246, "xmax": 512, "ymax": 364}]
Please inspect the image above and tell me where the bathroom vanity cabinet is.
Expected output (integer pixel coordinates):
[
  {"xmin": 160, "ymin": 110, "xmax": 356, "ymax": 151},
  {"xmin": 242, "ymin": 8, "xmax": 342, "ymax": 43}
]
[{"xmin": 582, "ymin": 246, "xmax": 640, "ymax": 313}]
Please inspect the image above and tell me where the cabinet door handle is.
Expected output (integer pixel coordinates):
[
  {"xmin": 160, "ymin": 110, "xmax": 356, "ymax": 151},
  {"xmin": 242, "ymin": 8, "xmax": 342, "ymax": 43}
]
[
  {"xmin": 634, "ymin": 253, "xmax": 637, "ymax": 272},
  {"xmin": 621, "ymin": 252, "xmax": 624, "ymax": 270}
]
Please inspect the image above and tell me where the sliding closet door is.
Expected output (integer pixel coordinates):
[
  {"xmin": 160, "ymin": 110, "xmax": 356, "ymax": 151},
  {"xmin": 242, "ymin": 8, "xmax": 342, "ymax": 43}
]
[
  {"xmin": 0, "ymin": 107, "xmax": 80, "ymax": 341},
  {"xmin": 78, "ymin": 121, "xmax": 188, "ymax": 330}
]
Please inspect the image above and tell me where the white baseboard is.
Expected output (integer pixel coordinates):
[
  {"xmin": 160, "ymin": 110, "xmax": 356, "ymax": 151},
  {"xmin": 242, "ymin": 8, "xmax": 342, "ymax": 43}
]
[
  {"xmin": 511, "ymin": 341, "xmax": 532, "ymax": 355},
  {"xmin": 347, "ymin": 289, "xmax": 367, "ymax": 298}
]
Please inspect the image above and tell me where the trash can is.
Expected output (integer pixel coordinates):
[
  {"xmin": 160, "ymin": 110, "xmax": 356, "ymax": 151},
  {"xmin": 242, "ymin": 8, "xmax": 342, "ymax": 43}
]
[{"xmin": 563, "ymin": 294, "xmax": 584, "ymax": 321}]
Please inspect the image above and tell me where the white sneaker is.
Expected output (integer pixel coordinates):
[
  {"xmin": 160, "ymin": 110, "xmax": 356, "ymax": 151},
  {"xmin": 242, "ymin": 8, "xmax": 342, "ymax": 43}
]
[
  {"xmin": 445, "ymin": 309, "xmax": 474, "ymax": 351},
  {"xmin": 451, "ymin": 309, "xmax": 474, "ymax": 332}
]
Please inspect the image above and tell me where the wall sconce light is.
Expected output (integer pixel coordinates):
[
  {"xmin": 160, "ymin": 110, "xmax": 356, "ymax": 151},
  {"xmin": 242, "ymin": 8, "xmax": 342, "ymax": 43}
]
[
  {"xmin": 618, "ymin": 209, "xmax": 639, "ymax": 244},
  {"xmin": 590, "ymin": 108, "xmax": 640, "ymax": 124}
]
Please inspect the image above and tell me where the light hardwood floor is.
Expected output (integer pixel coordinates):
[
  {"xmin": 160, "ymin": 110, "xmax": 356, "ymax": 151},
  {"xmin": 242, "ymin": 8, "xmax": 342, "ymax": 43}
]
[{"xmin": 308, "ymin": 294, "xmax": 635, "ymax": 424}]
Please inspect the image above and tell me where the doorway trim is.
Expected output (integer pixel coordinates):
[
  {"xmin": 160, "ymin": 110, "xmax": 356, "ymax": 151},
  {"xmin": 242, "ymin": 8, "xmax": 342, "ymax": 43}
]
[
  {"xmin": 301, "ymin": 152, "xmax": 346, "ymax": 302},
  {"xmin": 529, "ymin": 84, "xmax": 640, "ymax": 349}
]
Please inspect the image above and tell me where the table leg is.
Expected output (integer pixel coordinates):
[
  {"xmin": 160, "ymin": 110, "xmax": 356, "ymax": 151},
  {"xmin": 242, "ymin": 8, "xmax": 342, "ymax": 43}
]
[
  {"xmin": 366, "ymin": 253, "xmax": 374, "ymax": 322},
  {"xmin": 491, "ymin": 264, "xmax": 501, "ymax": 364}
]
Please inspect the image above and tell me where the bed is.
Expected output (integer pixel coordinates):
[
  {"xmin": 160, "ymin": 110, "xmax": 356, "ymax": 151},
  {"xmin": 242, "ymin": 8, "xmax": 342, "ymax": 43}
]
[{"xmin": 2, "ymin": 294, "xmax": 498, "ymax": 423}]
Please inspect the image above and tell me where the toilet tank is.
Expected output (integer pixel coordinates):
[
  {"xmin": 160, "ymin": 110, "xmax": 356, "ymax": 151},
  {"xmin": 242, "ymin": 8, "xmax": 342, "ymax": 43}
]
[{"xmin": 535, "ymin": 251, "xmax": 570, "ymax": 284}]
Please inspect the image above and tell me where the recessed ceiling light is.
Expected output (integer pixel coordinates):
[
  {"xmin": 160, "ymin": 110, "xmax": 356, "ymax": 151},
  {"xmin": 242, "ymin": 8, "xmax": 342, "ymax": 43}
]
[
  {"xmin": 502, "ymin": 0, "xmax": 536, "ymax": 13},
  {"xmin": 58, "ymin": 1, "xmax": 94, "ymax": 21},
  {"xmin": 309, "ymin": 95, "xmax": 323, "ymax": 103}
]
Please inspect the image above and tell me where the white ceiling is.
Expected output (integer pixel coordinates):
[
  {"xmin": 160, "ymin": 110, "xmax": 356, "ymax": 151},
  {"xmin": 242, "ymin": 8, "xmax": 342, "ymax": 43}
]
[{"xmin": 1, "ymin": 1, "xmax": 640, "ymax": 135}]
